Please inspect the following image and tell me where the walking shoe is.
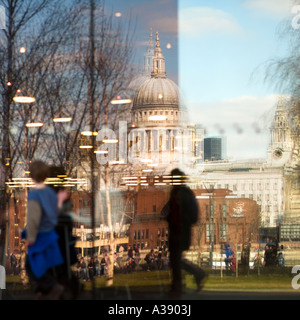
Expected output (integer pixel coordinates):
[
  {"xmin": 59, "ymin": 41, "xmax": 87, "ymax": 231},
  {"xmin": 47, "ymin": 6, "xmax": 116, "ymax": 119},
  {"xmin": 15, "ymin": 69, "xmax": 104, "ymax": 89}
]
[{"xmin": 195, "ymin": 270, "xmax": 207, "ymax": 292}]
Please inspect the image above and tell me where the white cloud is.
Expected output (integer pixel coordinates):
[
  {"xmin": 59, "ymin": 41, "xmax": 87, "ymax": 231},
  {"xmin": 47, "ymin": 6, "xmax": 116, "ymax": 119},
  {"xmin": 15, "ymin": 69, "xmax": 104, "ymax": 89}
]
[
  {"xmin": 186, "ymin": 94, "xmax": 280, "ymax": 160},
  {"xmin": 188, "ymin": 94, "xmax": 278, "ymax": 129},
  {"xmin": 243, "ymin": 0, "xmax": 295, "ymax": 18},
  {"xmin": 179, "ymin": 7, "xmax": 244, "ymax": 38}
]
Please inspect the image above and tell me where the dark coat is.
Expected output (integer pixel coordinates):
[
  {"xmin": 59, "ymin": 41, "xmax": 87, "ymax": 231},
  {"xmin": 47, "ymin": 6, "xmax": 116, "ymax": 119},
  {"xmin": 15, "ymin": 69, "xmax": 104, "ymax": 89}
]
[{"xmin": 163, "ymin": 185, "xmax": 199, "ymax": 251}]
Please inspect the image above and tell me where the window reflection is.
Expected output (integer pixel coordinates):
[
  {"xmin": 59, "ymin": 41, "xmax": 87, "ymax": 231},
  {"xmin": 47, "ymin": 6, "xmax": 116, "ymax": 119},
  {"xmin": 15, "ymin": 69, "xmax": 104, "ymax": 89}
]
[{"xmin": 1, "ymin": 0, "xmax": 299, "ymax": 301}]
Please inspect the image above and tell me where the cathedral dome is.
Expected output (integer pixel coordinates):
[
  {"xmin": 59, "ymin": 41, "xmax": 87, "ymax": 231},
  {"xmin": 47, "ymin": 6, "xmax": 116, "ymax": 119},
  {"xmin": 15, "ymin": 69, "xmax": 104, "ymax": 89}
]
[
  {"xmin": 133, "ymin": 77, "xmax": 184, "ymax": 109},
  {"xmin": 131, "ymin": 32, "xmax": 187, "ymax": 128},
  {"xmin": 132, "ymin": 32, "xmax": 185, "ymax": 110}
]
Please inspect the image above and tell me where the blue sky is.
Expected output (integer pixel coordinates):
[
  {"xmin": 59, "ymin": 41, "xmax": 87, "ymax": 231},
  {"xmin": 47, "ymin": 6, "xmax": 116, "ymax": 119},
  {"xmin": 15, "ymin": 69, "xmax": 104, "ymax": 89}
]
[
  {"xmin": 108, "ymin": 0, "xmax": 296, "ymax": 160},
  {"xmin": 178, "ymin": 0, "xmax": 296, "ymax": 160},
  {"xmin": 179, "ymin": 0, "xmax": 287, "ymax": 101}
]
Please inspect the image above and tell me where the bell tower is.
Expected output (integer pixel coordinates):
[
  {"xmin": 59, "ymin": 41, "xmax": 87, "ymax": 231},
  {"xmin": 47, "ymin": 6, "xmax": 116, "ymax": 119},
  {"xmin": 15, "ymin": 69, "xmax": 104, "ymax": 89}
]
[{"xmin": 267, "ymin": 96, "xmax": 292, "ymax": 166}]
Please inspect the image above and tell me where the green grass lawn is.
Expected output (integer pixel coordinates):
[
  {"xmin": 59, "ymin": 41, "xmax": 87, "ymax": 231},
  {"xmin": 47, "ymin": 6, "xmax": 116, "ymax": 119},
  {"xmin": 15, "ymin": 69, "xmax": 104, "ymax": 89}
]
[
  {"xmin": 188, "ymin": 273, "xmax": 294, "ymax": 292},
  {"xmin": 5, "ymin": 268, "xmax": 296, "ymax": 295},
  {"xmin": 81, "ymin": 269, "xmax": 296, "ymax": 293}
]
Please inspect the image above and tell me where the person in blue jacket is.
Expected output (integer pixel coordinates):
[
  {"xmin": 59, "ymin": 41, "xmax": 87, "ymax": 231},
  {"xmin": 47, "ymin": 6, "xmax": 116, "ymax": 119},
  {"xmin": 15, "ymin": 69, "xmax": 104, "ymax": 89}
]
[
  {"xmin": 278, "ymin": 252, "xmax": 285, "ymax": 267},
  {"xmin": 225, "ymin": 244, "xmax": 232, "ymax": 270},
  {"xmin": 23, "ymin": 160, "xmax": 64, "ymax": 299}
]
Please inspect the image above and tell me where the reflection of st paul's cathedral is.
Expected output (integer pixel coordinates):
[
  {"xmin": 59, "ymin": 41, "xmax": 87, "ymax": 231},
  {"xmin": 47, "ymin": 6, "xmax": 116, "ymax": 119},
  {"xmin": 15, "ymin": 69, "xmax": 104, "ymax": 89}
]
[
  {"xmin": 80, "ymin": 30, "xmax": 300, "ymax": 242},
  {"xmin": 97, "ymin": 31, "xmax": 203, "ymax": 183}
]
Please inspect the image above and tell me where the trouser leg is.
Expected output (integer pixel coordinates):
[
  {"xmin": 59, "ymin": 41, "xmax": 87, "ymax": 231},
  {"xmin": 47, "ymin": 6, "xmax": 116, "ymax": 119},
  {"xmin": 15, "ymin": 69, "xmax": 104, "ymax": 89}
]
[{"xmin": 169, "ymin": 248, "xmax": 182, "ymax": 291}]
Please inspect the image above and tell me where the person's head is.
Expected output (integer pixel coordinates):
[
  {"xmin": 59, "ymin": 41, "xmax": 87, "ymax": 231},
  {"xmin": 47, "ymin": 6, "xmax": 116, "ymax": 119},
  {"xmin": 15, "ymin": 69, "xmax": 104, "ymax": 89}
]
[
  {"xmin": 170, "ymin": 168, "xmax": 186, "ymax": 185},
  {"xmin": 171, "ymin": 168, "xmax": 185, "ymax": 176},
  {"xmin": 29, "ymin": 160, "xmax": 50, "ymax": 183}
]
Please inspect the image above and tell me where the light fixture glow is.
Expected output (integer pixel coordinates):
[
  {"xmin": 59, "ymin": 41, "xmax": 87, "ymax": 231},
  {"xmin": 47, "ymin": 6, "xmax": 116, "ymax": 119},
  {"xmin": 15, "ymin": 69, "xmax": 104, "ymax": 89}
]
[
  {"xmin": 109, "ymin": 160, "xmax": 124, "ymax": 165},
  {"xmin": 81, "ymin": 131, "xmax": 98, "ymax": 136},
  {"xmin": 13, "ymin": 96, "xmax": 36, "ymax": 103},
  {"xmin": 111, "ymin": 98, "xmax": 132, "ymax": 105},
  {"xmin": 53, "ymin": 116, "xmax": 72, "ymax": 122},
  {"xmin": 147, "ymin": 163, "xmax": 158, "ymax": 167},
  {"xmin": 148, "ymin": 115, "xmax": 167, "ymax": 121},
  {"xmin": 102, "ymin": 139, "xmax": 118, "ymax": 143},
  {"xmin": 26, "ymin": 122, "xmax": 44, "ymax": 128},
  {"xmin": 141, "ymin": 159, "xmax": 152, "ymax": 163}
]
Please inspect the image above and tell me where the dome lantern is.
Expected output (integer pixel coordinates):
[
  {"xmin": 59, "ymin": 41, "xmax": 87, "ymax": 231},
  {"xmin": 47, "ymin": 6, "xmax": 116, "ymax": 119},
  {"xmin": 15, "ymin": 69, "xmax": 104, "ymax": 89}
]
[{"xmin": 151, "ymin": 31, "xmax": 166, "ymax": 78}]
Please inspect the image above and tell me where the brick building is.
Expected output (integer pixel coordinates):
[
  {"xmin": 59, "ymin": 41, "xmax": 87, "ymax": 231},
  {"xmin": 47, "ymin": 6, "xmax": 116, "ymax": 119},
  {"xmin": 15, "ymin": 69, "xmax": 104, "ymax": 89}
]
[
  {"xmin": 7, "ymin": 186, "xmax": 260, "ymax": 257},
  {"xmin": 193, "ymin": 189, "xmax": 260, "ymax": 252},
  {"xmin": 128, "ymin": 188, "xmax": 169, "ymax": 250},
  {"xmin": 128, "ymin": 187, "xmax": 260, "ymax": 252}
]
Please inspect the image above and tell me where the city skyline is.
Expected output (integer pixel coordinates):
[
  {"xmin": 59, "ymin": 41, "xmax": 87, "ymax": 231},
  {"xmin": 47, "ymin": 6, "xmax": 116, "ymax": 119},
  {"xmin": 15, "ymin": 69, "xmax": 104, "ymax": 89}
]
[{"xmin": 107, "ymin": 0, "xmax": 297, "ymax": 161}]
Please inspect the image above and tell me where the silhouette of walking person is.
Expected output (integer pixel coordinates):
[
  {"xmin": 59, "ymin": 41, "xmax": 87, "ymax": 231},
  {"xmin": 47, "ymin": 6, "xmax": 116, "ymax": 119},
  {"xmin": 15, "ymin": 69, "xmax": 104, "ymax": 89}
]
[
  {"xmin": 22, "ymin": 160, "xmax": 64, "ymax": 299},
  {"xmin": 162, "ymin": 168, "xmax": 206, "ymax": 297}
]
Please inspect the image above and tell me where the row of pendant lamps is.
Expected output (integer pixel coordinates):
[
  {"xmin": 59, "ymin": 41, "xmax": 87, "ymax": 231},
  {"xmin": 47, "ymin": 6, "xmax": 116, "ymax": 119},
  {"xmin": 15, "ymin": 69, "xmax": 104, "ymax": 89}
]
[
  {"xmin": 11, "ymin": 87, "xmax": 133, "ymax": 128},
  {"xmin": 9, "ymin": 85, "xmax": 165, "ymax": 151},
  {"xmin": 10, "ymin": 85, "xmax": 168, "ymax": 126},
  {"xmin": 11, "ymin": 88, "xmax": 123, "ymax": 150},
  {"xmin": 11, "ymin": 88, "xmax": 72, "ymax": 127}
]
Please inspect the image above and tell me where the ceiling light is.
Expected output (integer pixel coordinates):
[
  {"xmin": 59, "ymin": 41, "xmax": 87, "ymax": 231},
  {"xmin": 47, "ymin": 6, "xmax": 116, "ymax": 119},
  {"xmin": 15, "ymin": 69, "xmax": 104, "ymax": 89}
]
[
  {"xmin": 103, "ymin": 138, "xmax": 118, "ymax": 143},
  {"xmin": 13, "ymin": 90, "xmax": 35, "ymax": 103},
  {"xmin": 81, "ymin": 131, "xmax": 98, "ymax": 136},
  {"xmin": 111, "ymin": 98, "xmax": 132, "ymax": 105},
  {"xmin": 26, "ymin": 121, "xmax": 44, "ymax": 128}
]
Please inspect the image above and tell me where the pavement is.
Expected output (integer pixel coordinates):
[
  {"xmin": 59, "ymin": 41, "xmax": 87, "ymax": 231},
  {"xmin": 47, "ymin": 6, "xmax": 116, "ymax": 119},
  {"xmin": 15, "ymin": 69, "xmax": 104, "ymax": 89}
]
[
  {"xmin": 2, "ymin": 282, "xmax": 299, "ymax": 320},
  {"xmin": 2, "ymin": 282, "xmax": 300, "ymax": 301}
]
